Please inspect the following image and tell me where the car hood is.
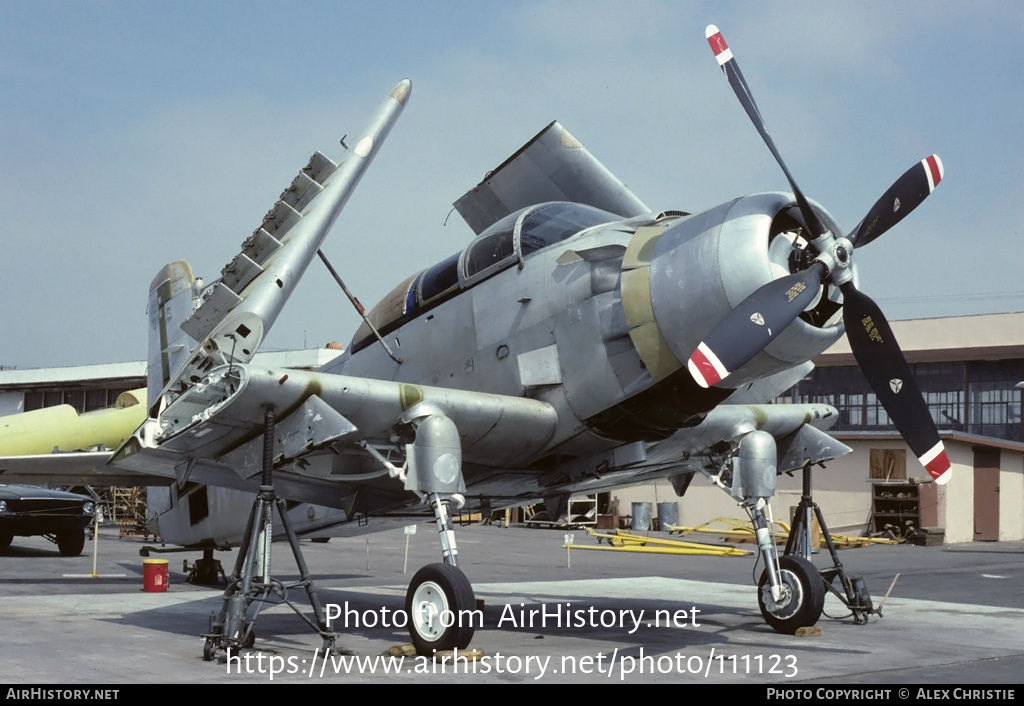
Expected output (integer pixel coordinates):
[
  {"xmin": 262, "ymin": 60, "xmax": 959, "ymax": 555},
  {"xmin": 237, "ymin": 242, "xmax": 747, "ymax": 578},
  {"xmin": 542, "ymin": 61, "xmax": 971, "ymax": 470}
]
[{"xmin": 0, "ymin": 485, "xmax": 92, "ymax": 502}]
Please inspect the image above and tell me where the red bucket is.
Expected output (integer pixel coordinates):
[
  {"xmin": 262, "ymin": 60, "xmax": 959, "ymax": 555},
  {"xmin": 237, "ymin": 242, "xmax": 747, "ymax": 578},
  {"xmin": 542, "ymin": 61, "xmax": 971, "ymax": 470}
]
[{"xmin": 143, "ymin": 558, "xmax": 169, "ymax": 592}]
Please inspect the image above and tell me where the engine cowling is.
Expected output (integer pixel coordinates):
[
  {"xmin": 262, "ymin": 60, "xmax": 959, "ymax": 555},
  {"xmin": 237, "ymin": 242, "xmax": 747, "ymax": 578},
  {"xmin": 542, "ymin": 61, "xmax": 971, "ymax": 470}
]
[{"xmin": 629, "ymin": 193, "xmax": 847, "ymax": 389}]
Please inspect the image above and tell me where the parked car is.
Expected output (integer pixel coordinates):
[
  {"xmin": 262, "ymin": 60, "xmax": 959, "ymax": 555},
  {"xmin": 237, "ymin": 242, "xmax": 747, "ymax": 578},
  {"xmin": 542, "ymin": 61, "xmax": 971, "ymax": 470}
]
[{"xmin": 0, "ymin": 485, "xmax": 95, "ymax": 556}]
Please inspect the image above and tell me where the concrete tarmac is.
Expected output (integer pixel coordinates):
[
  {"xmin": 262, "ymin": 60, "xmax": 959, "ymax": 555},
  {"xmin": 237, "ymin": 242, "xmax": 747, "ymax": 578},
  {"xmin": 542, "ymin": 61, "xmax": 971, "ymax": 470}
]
[{"xmin": 1, "ymin": 523, "xmax": 1022, "ymax": 685}]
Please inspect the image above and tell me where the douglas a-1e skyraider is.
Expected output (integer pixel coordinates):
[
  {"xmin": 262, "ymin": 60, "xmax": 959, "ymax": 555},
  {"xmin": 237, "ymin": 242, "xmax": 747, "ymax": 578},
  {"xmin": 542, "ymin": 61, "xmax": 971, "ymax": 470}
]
[{"xmin": 0, "ymin": 25, "xmax": 949, "ymax": 658}]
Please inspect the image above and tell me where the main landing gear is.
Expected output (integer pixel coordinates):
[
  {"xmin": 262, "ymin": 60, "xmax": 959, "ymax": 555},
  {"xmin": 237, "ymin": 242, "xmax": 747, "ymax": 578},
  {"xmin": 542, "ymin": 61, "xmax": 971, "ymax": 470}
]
[
  {"xmin": 366, "ymin": 405, "xmax": 477, "ymax": 656},
  {"xmin": 708, "ymin": 430, "xmax": 876, "ymax": 634},
  {"xmin": 404, "ymin": 489, "xmax": 476, "ymax": 654}
]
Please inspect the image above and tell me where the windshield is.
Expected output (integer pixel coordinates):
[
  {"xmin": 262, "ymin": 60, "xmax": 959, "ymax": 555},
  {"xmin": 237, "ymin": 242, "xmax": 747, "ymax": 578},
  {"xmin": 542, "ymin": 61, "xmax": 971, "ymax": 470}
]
[{"xmin": 518, "ymin": 202, "xmax": 618, "ymax": 257}]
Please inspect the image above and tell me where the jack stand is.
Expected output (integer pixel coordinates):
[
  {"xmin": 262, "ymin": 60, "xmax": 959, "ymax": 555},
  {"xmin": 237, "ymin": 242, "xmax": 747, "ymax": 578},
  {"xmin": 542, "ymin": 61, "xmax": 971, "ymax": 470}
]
[
  {"xmin": 786, "ymin": 464, "xmax": 874, "ymax": 624},
  {"xmin": 186, "ymin": 549, "xmax": 227, "ymax": 586},
  {"xmin": 201, "ymin": 407, "xmax": 340, "ymax": 661}
]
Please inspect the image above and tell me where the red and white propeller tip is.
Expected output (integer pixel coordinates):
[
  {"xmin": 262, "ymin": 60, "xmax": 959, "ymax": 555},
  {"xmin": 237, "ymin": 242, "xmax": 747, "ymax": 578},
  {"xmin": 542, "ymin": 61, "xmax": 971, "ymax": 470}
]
[
  {"xmin": 920, "ymin": 442, "xmax": 952, "ymax": 486},
  {"xmin": 688, "ymin": 342, "xmax": 729, "ymax": 388},
  {"xmin": 706, "ymin": 25, "xmax": 733, "ymax": 66}
]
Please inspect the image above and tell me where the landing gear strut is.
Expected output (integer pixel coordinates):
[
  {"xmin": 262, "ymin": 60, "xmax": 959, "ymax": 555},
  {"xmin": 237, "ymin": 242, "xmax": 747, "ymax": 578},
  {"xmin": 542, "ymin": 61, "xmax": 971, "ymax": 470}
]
[
  {"xmin": 403, "ymin": 491, "xmax": 476, "ymax": 655},
  {"xmin": 202, "ymin": 407, "xmax": 340, "ymax": 661},
  {"xmin": 712, "ymin": 429, "xmax": 828, "ymax": 634}
]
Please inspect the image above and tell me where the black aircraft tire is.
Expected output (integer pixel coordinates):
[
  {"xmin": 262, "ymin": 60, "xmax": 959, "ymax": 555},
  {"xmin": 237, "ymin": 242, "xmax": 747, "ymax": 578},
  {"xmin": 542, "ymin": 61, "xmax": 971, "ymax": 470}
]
[
  {"xmin": 57, "ymin": 529, "xmax": 86, "ymax": 557},
  {"xmin": 405, "ymin": 563, "xmax": 476, "ymax": 656},
  {"xmin": 757, "ymin": 555, "xmax": 825, "ymax": 634}
]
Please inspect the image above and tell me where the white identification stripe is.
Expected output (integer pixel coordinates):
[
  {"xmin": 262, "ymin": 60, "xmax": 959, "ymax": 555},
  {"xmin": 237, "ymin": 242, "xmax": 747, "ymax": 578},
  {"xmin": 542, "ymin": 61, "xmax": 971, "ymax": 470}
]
[{"xmin": 919, "ymin": 441, "xmax": 945, "ymax": 466}]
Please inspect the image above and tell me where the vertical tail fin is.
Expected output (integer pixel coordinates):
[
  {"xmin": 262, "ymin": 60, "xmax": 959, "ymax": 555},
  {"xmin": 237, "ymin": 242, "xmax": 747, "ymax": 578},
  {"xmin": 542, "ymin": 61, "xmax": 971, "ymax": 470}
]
[{"xmin": 147, "ymin": 261, "xmax": 199, "ymax": 416}]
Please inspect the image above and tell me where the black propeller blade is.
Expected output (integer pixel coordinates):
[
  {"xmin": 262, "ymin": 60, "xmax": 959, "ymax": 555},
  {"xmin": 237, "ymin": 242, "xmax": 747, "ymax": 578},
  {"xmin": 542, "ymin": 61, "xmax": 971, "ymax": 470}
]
[
  {"xmin": 692, "ymin": 25, "xmax": 951, "ymax": 484},
  {"xmin": 840, "ymin": 283, "xmax": 950, "ymax": 484},
  {"xmin": 688, "ymin": 264, "xmax": 825, "ymax": 388},
  {"xmin": 705, "ymin": 25, "xmax": 828, "ymax": 242},
  {"xmin": 848, "ymin": 155, "xmax": 944, "ymax": 248}
]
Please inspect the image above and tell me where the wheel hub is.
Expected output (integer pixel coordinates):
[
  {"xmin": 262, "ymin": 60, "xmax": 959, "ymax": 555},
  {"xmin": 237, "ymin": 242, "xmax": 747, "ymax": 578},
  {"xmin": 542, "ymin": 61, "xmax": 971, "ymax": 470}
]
[
  {"xmin": 762, "ymin": 570, "xmax": 800, "ymax": 616},
  {"xmin": 411, "ymin": 580, "xmax": 449, "ymax": 640}
]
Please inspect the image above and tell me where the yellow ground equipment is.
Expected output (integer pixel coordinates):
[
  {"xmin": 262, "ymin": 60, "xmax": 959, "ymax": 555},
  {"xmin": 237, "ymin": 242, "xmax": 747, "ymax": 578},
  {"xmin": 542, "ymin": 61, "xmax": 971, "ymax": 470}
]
[
  {"xmin": 568, "ymin": 528, "xmax": 748, "ymax": 557},
  {"xmin": 665, "ymin": 517, "xmax": 901, "ymax": 547}
]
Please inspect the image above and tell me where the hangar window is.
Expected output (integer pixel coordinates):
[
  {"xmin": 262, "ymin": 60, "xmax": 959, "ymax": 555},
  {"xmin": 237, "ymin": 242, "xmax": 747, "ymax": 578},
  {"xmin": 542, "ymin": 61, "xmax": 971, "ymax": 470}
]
[
  {"xmin": 86, "ymin": 389, "xmax": 108, "ymax": 410},
  {"xmin": 64, "ymin": 390, "xmax": 85, "ymax": 412},
  {"xmin": 22, "ymin": 385, "xmax": 142, "ymax": 414}
]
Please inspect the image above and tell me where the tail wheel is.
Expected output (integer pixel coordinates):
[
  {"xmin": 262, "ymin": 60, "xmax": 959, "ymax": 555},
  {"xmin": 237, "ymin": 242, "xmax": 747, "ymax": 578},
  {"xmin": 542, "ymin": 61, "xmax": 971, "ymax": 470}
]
[
  {"xmin": 405, "ymin": 563, "xmax": 475, "ymax": 655},
  {"xmin": 757, "ymin": 555, "xmax": 825, "ymax": 634}
]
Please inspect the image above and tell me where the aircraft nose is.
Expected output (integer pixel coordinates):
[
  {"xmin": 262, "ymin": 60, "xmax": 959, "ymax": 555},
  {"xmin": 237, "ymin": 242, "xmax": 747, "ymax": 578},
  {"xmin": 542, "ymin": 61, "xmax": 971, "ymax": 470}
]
[{"xmin": 621, "ymin": 193, "xmax": 844, "ymax": 389}]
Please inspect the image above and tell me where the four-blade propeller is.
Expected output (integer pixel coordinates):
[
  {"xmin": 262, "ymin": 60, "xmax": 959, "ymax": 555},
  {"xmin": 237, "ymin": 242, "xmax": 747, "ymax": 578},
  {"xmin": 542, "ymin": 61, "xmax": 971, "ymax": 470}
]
[{"xmin": 690, "ymin": 25, "xmax": 950, "ymax": 484}]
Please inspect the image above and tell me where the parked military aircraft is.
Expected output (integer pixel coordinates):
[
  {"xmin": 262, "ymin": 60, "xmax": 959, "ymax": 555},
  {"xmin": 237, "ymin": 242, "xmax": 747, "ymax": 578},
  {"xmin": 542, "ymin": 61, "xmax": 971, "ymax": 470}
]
[{"xmin": 0, "ymin": 26, "xmax": 949, "ymax": 657}]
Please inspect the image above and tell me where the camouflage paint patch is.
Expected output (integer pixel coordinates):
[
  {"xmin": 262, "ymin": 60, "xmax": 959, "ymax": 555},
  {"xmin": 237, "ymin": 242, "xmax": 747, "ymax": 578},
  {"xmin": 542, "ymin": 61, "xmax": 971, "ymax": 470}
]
[
  {"xmin": 622, "ymin": 226, "xmax": 663, "ymax": 269},
  {"xmin": 628, "ymin": 322, "xmax": 683, "ymax": 382},
  {"xmin": 399, "ymin": 383, "xmax": 425, "ymax": 411},
  {"xmin": 621, "ymin": 267, "xmax": 654, "ymax": 328},
  {"xmin": 559, "ymin": 127, "xmax": 582, "ymax": 149},
  {"xmin": 748, "ymin": 406, "xmax": 768, "ymax": 429}
]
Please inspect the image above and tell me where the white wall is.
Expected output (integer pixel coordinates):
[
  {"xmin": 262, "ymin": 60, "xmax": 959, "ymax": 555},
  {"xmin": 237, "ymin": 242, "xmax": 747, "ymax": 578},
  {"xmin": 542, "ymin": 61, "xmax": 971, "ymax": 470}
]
[{"xmin": 999, "ymin": 450, "xmax": 1024, "ymax": 542}]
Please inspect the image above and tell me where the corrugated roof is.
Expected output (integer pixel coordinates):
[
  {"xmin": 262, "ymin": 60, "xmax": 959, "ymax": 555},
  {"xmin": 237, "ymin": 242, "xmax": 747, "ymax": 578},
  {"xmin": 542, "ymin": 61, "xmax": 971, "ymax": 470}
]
[
  {"xmin": 0, "ymin": 348, "xmax": 342, "ymax": 389},
  {"xmin": 816, "ymin": 311, "xmax": 1024, "ymax": 365}
]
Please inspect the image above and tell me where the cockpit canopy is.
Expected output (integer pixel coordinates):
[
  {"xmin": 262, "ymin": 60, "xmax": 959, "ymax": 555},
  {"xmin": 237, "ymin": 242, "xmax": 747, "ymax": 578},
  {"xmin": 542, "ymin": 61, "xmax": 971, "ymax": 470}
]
[{"xmin": 350, "ymin": 202, "xmax": 618, "ymax": 353}]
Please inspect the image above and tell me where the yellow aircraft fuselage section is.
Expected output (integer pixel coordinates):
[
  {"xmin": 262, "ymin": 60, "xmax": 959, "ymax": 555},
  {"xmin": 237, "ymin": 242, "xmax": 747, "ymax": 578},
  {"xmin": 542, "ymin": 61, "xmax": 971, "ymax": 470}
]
[{"xmin": 0, "ymin": 390, "xmax": 146, "ymax": 456}]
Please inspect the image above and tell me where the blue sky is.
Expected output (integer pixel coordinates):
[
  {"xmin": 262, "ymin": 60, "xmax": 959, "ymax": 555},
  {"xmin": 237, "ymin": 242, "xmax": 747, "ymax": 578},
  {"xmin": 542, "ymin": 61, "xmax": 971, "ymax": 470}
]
[{"xmin": 1, "ymin": 1, "xmax": 1022, "ymax": 369}]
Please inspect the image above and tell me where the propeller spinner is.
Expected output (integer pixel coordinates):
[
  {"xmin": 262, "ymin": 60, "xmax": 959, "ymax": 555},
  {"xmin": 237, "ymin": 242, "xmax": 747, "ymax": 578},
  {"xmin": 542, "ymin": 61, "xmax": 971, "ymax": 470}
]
[{"xmin": 690, "ymin": 25, "xmax": 950, "ymax": 485}]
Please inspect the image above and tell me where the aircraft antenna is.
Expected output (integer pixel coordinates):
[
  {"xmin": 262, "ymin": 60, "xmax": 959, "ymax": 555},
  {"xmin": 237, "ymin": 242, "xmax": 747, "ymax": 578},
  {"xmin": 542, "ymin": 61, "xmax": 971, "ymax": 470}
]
[{"xmin": 316, "ymin": 249, "xmax": 403, "ymax": 364}]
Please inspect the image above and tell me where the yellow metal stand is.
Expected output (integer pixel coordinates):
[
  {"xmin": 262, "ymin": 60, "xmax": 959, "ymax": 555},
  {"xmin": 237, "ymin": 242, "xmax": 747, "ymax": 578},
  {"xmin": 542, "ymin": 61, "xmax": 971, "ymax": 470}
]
[{"xmin": 571, "ymin": 528, "xmax": 748, "ymax": 557}]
